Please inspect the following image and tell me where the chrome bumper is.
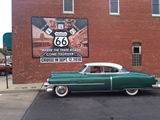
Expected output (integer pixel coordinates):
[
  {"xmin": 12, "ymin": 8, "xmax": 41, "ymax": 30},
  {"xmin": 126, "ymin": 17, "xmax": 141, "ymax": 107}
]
[
  {"xmin": 152, "ymin": 82, "xmax": 160, "ymax": 88},
  {"xmin": 44, "ymin": 82, "xmax": 55, "ymax": 92}
]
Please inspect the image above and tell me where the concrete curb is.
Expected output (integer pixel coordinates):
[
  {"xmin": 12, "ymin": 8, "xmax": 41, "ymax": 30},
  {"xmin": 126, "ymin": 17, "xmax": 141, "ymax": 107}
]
[
  {"xmin": 0, "ymin": 88, "xmax": 45, "ymax": 94},
  {"xmin": 0, "ymin": 81, "xmax": 46, "ymax": 93}
]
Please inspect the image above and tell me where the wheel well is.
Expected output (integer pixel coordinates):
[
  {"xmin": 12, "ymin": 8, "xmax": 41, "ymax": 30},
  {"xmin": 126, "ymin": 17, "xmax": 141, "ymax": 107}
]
[{"xmin": 53, "ymin": 86, "xmax": 56, "ymax": 90}]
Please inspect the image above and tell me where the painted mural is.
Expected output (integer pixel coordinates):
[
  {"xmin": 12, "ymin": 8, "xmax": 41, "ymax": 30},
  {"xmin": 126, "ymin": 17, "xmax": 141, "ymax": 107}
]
[{"xmin": 31, "ymin": 17, "xmax": 89, "ymax": 63}]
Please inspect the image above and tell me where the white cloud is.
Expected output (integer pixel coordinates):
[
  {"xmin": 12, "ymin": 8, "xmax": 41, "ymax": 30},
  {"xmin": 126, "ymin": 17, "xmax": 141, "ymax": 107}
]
[{"xmin": 0, "ymin": 0, "xmax": 12, "ymax": 48}]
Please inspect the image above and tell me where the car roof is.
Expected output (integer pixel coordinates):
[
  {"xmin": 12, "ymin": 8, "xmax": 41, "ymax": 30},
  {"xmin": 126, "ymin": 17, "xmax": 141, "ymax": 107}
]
[{"xmin": 84, "ymin": 62, "xmax": 123, "ymax": 70}]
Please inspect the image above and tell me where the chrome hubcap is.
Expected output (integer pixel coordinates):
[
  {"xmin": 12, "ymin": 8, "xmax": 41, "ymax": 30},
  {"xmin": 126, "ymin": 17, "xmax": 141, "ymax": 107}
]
[
  {"xmin": 128, "ymin": 89, "xmax": 137, "ymax": 93},
  {"xmin": 57, "ymin": 86, "xmax": 66, "ymax": 94}
]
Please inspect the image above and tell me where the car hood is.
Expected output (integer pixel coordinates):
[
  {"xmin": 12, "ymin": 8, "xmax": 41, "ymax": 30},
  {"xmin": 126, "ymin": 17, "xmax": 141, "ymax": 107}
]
[{"xmin": 50, "ymin": 71, "xmax": 81, "ymax": 78}]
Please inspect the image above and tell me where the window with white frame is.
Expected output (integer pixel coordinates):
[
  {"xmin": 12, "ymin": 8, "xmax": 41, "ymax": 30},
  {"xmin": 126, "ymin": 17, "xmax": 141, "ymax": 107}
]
[
  {"xmin": 132, "ymin": 43, "xmax": 141, "ymax": 66},
  {"xmin": 110, "ymin": 0, "xmax": 119, "ymax": 15},
  {"xmin": 152, "ymin": 0, "xmax": 160, "ymax": 16},
  {"xmin": 63, "ymin": 0, "xmax": 74, "ymax": 14}
]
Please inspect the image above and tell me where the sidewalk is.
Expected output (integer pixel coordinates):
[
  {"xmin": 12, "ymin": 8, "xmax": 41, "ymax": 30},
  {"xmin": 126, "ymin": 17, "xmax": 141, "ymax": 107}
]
[
  {"xmin": 0, "ymin": 75, "xmax": 45, "ymax": 93},
  {"xmin": 0, "ymin": 75, "xmax": 45, "ymax": 120}
]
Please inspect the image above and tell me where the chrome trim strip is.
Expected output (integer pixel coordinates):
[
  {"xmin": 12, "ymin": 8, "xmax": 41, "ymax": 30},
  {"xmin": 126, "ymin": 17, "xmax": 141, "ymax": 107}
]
[
  {"xmin": 52, "ymin": 83, "xmax": 104, "ymax": 86},
  {"xmin": 44, "ymin": 82, "xmax": 49, "ymax": 87},
  {"xmin": 82, "ymin": 72, "xmax": 129, "ymax": 75},
  {"xmin": 44, "ymin": 82, "xmax": 104, "ymax": 87},
  {"xmin": 46, "ymin": 88, "xmax": 53, "ymax": 92},
  {"xmin": 44, "ymin": 82, "xmax": 105, "ymax": 92},
  {"xmin": 110, "ymin": 76, "xmax": 112, "ymax": 90}
]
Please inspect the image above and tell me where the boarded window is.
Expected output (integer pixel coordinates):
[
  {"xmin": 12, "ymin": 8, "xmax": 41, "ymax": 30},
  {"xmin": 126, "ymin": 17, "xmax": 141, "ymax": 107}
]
[{"xmin": 132, "ymin": 43, "xmax": 141, "ymax": 66}]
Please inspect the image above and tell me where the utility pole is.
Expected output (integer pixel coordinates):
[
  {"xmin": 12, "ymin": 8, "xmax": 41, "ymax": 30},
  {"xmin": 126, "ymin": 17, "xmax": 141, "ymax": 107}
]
[{"xmin": 4, "ymin": 43, "xmax": 8, "ymax": 89}]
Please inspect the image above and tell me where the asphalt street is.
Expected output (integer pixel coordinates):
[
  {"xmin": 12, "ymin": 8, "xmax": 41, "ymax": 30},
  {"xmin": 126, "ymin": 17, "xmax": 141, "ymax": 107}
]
[{"xmin": 22, "ymin": 89, "xmax": 160, "ymax": 120}]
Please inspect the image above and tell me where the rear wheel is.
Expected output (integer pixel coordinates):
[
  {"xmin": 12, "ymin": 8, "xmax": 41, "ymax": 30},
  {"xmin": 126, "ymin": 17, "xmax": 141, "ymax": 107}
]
[
  {"xmin": 55, "ymin": 85, "xmax": 69, "ymax": 97},
  {"xmin": 125, "ymin": 89, "xmax": 139, "ymax": 96}
]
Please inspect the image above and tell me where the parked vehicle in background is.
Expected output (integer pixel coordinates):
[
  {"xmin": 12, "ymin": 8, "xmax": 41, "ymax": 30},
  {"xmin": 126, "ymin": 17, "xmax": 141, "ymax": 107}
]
[
  {"xmin": 44, "ymin": 62, "xmax": 160, "ymax": 97},
  {"xmin": 0, "ymin": 64, "xmax": 12, "ymax": 76},
  {"xmin": 8, "ymin": 62, "xmax": 12, "ymax": 66}
]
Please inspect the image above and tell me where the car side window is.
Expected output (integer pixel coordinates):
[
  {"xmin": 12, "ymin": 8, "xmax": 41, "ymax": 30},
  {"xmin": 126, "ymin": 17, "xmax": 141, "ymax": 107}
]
[
  {"xmin": 104, "ymin": 66, "xmax": 119, "ymax": 73},
  {"xmin": 85, "ymin": 67, "xmax": 90, "ymax": 73},
  {"xmin": 84, "ymin": 66, "xmax": 119, "ymax": 73},
  {"xmin": 92, "ymin": 66, "xmax": 101, "ymax": 73},
  {"xmin": 84, "ymin": 66, "xmax": 103, "ymax": 73}
]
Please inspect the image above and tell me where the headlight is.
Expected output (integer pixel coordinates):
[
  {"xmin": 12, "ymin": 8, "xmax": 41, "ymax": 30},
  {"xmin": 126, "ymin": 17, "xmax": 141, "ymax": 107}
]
[{"xmin": 47, "ymin": 79, "xmax": 49, "ymax": 82}]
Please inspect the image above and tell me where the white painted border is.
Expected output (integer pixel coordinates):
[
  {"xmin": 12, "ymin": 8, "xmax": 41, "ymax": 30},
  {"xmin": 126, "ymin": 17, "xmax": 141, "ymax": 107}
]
[
  {"xmin": 152, "ymin": 0, "xmax": 160, "ymax": 17},
  {"xmin": 109, "ymin": 0, "xmax": 120, "ymax": 15},
  {"xmin": 63, "ymin": 0, "xmax": 74, "ymax": 14}
]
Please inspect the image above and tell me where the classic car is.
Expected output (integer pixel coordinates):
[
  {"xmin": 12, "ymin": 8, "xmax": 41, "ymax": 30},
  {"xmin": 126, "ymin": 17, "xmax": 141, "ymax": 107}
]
[
  {"xmin": 44, "ymin": 62, "xmax": 160, "ymax": 97},
  {"xmin": 0, "ymin": 64, "xmax": 12, "ymax": 76}
]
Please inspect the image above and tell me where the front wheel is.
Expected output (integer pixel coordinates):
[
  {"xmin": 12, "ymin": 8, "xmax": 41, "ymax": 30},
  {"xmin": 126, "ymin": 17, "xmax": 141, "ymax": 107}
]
[
  {"xmin": 55, "ymin": 85, "xmax": 69, "ymax": 97},
  {"xmin": 125, "ymin": 89, "xmax": 139, "ymax": 96}
]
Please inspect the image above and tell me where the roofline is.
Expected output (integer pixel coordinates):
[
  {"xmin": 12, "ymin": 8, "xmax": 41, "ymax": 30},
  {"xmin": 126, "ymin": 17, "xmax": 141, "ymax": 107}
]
[{"xmin": 84, "ymin": 62, "xmax": 123, "ymax": 69}]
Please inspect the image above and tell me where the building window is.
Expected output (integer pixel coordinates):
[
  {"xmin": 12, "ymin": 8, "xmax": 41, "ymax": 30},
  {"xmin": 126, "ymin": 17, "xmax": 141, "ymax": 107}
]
[
  {"xmin": 152, "ymin": 0, "xmax": 160, "ymax": 16},
  {"xmin": 63, "ymin": 0, "xmax": 74, "ymax": 14},
  {"xmin": 132, "ymin": 43, "xmax": 141, "ymax": 66},
  {"xmin": 110, "ymin": 0, "xmax": 119, "ymax": 15}
]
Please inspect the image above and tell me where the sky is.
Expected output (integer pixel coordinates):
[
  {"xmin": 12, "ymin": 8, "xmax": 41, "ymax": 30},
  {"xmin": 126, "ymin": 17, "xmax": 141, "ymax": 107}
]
[{"xmin": 0, "ymin": 0, "xmax": 12, "ymax": 48}]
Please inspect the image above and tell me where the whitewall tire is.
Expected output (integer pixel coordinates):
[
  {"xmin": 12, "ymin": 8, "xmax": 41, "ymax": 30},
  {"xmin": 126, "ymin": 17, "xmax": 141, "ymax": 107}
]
[
  {"xmin": 55, "ymin": 85, "xmax": 69, "ymax": 97},
  {"xmin": 125, "ymin": 89, "xmax": 139, "ymax": 96}
]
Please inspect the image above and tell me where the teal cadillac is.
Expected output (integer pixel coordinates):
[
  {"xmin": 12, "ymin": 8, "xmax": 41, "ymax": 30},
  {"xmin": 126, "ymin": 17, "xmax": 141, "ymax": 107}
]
[{"xmin": 44, "ymin": 62, "xmax": 160, "ymax": 97}]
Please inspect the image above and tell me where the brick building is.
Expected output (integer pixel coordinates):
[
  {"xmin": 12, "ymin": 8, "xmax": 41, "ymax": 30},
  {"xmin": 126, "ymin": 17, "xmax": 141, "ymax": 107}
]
[{"xmin": 12, "ymin": 0, "xmax": 160, "ymax": 83}]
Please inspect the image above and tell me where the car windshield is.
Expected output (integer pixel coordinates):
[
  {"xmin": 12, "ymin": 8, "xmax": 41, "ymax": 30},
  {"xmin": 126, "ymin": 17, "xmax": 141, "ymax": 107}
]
[
  {"xmin": 78, "ymin": 65, "xmax": 87, "ymax": 72},
  {"xmin": 121, "ymin": 67, "xmax": 129, "ymax": 72}
]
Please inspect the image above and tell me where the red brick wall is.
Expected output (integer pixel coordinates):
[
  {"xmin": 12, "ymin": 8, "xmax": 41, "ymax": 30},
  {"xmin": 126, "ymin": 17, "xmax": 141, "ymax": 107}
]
[{"xmin": 12, "ymin": 0, "xmax": 160, "ymax": 83}]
